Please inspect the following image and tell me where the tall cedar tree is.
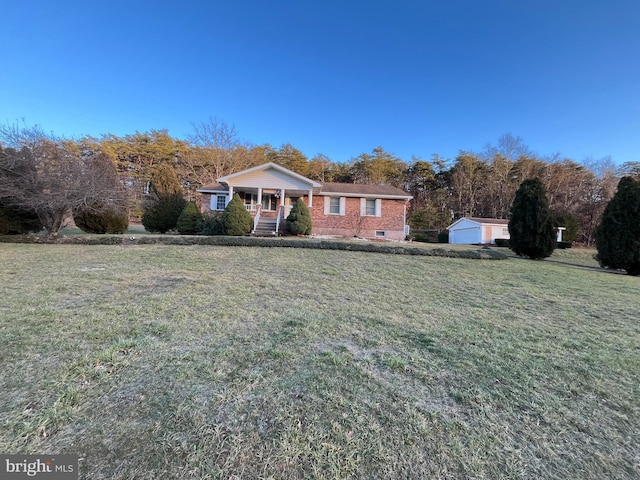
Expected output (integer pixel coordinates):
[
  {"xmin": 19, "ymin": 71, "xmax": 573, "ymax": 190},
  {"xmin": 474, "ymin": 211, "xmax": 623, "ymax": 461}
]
[
  {"xmin": 141, "ymin": 164, "xmax": 186, "ymax": 233},
  {"xmin": 595, "ymin": 177, "xmax": 640, "ymax": 275},
  {"xmin": 286, "ymin": 198, "xmax": 312, "ymax": 235},
  {"xmin": 221, "ymin": 193, "xmax": 252, "ymax": 235},
  {"xmin": 509, "ymin": 178, "xmax": 556, "ymax": 259},
  {"xmin": 176, "ymin": 201, "xmax": 203, "ymax": 235},
  {"xmin": 142, "ymin": 194, "xmax": 186, "ymax": 233}
]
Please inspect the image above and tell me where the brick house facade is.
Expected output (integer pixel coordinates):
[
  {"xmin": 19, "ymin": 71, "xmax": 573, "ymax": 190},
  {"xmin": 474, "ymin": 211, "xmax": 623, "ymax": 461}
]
[{"xmin": 197, "ymin": 163, "xmax": 412, "ymax": 241}]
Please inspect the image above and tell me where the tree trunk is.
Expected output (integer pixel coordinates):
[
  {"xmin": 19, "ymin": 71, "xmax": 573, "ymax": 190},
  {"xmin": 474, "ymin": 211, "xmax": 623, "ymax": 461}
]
[{"xmin": 39, "ymin": 207, "xmax": 68, "ymax": 236}]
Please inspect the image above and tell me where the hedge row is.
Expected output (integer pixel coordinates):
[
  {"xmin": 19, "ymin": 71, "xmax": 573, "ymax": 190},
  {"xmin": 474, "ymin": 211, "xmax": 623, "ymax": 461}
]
[{"xmin": 0, "ymin": 234, "xmax": 508, "ymax": 260}]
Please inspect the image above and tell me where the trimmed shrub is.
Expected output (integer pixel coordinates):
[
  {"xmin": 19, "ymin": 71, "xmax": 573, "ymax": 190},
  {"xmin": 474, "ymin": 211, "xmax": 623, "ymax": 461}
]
[
  {"xmin": 509, "ymin": 178, "xmax": 556, "ymax": 259},
  {"xmin": 176, "ymin": 202, "xmax": 203, "ymax": 235},
  {"xmin": 286, "ymin": 199, "xmax": 312, "ymax": 235},
  {"xmin": 412, "ymin": 234, "xmax": 430, "ymax": 243},
  {"xmin": 437, "ymin": 230, "xmax": 449, "ymax": 243},
  {"xmin": 198, "ymin": 211, "xmax": 224, "ymax": 235},
  {"xmin": 494, "ymin": 238, "xmax": 510, "ymax": 247},
  {"xmin": 221, "ymin": 193, "xmax": 252, "ymax": 236},
  {"xmin": 142, "ymin": 193, "xmax": 187, "ymax": 233},
  {"xmin": 73, "ymin": 203, "xmax": 129, "ymax": 234},
  {"xmin": 0, "ymin": 201, "xmax": 42, "ymax": 234},
  {"xmin": 595, "ymin": 176, "xmax": 640, "ymax": 275}
]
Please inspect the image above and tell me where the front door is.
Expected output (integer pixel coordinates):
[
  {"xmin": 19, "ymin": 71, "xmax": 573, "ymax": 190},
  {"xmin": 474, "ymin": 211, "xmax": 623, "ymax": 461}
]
[{"xmin": 262, "ymin": 193, "xmax": 277, "ymax": 212}]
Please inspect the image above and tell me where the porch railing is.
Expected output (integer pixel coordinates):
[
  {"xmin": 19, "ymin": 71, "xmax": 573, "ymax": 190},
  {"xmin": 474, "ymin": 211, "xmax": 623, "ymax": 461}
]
[
  {"xmin": 275, "ymin": 205, "xmax": 285, "ymax": 234},
  {"xmin": 252, "ymin": 204, "xmax": 262, "ymax": 233}
]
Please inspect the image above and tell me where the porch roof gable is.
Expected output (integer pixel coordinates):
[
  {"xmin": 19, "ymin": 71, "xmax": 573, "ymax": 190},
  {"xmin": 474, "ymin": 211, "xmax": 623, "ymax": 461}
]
[{"xmin": 216, "ymin": 162, "xmax": 322, "ymax": 190}]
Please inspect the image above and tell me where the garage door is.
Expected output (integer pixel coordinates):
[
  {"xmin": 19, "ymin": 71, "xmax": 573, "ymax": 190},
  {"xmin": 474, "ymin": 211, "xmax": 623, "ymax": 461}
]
[{"xmin": 450, "ymin": 227, "xmax": 479, "ymax": 244}]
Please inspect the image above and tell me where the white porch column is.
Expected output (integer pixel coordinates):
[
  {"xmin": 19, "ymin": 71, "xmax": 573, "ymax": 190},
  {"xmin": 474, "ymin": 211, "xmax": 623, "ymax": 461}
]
[
  {"xmin": 227, "ymin": 186, "xmax": 234, "ymax": 205},
  {"xmin": 280, "ymin": 189, "xmax": 286, "ymax": 208},
  {"xmin": 257, "ymin": 188, "xmax": 262, "ymax": 209},
  {"xmin": 308, "ymin": 190, "xmax": 313, "ymax": 207}
]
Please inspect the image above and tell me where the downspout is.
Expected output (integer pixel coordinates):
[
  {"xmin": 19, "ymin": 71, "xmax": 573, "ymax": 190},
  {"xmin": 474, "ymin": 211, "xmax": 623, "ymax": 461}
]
[{"xmin": 404, "ymin": 200, "xmax": 408, "ymax": 237}]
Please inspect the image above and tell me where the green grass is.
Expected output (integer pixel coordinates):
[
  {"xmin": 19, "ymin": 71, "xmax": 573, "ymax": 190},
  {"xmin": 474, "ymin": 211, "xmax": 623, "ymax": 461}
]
[{"xmin": 0, "ymin": 244, "xmax": 638, "ymax": 479}]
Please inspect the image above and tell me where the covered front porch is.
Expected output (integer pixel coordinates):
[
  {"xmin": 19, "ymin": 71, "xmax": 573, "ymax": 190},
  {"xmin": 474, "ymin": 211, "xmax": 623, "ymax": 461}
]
[
  {"xmin": 232, "ymin": 187, "xmax": 313, "ymax": 217},
  {"xmin": 214, "ymin": 162, "xmax": 322, "ymax": 235},
  {"xmin": 232, "ymin": 187, "xmax": 314, "ymax": 235}
]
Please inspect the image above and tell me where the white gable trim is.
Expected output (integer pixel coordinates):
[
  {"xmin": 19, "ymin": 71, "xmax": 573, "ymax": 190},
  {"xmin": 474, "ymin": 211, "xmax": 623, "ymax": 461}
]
[{"xmin": 217, "ymin": 162, "xmax": 322, "ymax": 188}]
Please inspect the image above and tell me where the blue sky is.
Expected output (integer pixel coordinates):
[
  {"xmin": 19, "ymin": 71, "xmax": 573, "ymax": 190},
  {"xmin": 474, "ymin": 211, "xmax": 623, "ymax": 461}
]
[{"xmin": 1, "ymin": 0, "xmax": 638, "ymax": 165}]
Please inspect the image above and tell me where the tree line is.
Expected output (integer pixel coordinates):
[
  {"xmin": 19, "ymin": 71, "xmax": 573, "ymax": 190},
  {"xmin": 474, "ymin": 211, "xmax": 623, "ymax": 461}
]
[{"xmin": 1, "ymin": 119, "xmax": 638, "ymax": 244}]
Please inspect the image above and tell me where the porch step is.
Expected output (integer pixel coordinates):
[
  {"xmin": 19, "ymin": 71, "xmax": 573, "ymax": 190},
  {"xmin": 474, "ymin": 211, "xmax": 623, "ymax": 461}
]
[{"xmin": 252, "ymin": 218, "xmax": 278, "ymax": 236}]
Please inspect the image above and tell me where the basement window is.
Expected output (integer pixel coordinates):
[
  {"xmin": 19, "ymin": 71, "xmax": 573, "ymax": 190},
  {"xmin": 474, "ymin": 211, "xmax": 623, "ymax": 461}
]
[{"xmin": 375, "ymin": 230, "xmax": 386, "ymax": 237}]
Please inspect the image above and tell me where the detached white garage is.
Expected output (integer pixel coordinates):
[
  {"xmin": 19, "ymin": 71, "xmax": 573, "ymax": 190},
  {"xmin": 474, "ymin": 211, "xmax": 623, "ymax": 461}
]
[{"xmin": 447, "ymin": 217, "xmax": 510, "ymax": 245}]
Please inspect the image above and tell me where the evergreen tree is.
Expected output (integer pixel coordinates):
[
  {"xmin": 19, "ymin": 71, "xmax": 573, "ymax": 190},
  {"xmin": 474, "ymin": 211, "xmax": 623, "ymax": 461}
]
[
  {"xmin": 286, "ymin": 199, "xmax": 312, "ymax": 235},
  {"xmin": 149, "ymin": 163, "xmax": 183, "ymax": 195},
  {"xmin": 73, "ymin": 202, "xmax": 129, "ymax": 234},
  {"xmin": 508, "ymin": 178, "xmax": 556, "ymax": 259},
  {"xmin": 141, "ymin": 163, "xmax": 186, "ymax": 233},
  {"xmin": 176, "ymin": 201, "xmax": 203, "ymax": 235},
  {"xmin": 142, "ymin": 194, "xmax": 186, "ymax": 233},
  {"xmin": 221, "ymin": 193, "xmax": 252, "ymax": 235},
  {"xmin": 595, "ymin": 177, "xmax": 640, "ymax": 275},
  {"xmin": 0, "ymin": 201, "xmax": 42, "ymax": 234}
]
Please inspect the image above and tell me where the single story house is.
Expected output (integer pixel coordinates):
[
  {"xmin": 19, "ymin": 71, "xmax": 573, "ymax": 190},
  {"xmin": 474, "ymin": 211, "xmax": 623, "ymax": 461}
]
[
  {"xmin": 447, "ymin": 217, "xmax": 510, "ymax": 245},
  {"xmin": 197, "ymin": 162, "xmax": 412, "ymax": 240},
  {"xmin": 448, "ymin": 217, "xmax": 567, "ymax": 244}
]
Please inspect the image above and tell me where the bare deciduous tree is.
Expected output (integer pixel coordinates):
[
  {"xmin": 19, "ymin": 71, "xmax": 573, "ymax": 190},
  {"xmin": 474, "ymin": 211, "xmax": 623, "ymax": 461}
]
[{"xmin": 0, "ymin": 122, "xmax": 127, "ymax": 236}]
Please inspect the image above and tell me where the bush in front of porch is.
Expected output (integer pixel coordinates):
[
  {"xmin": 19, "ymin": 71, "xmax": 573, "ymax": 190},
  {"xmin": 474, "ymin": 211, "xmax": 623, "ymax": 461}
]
[
  {"xmin": 222, "ymin": 193, "xmax": 252, "ymax": 235},
  {"xmin": 286, "ymin": 198, "xmax": 312, "ymax": 235}
]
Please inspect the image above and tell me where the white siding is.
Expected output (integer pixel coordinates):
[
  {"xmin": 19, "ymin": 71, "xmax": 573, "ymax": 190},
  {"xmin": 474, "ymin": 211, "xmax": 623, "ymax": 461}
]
[
  {"xmin": 226, "ymin": 167, "xmax": 314, "ymax": 190},
  {"xmin": 489, "ymin": 226, "xmax": 510, "ymax": 244}
]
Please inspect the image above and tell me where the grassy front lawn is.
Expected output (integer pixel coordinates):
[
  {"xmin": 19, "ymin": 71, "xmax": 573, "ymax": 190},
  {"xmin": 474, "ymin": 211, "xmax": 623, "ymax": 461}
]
[{"xmin": 0, "ymin": 244, "xmax": 638, "ymax": 479}]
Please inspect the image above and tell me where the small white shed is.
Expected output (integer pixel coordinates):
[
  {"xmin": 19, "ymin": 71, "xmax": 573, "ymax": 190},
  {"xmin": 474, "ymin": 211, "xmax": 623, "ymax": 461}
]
[{"xmin": 447, "ymin": 217, "xmax": 510, "ymax": 245}]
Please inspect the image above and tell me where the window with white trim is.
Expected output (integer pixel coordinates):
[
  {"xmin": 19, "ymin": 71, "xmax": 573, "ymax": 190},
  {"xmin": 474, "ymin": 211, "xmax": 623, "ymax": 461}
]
[
  {"xmin": 329, "ymin": 197, "xmax": 340, "ymax": 214},
  {"xmin": 375, "ymin": 230, "xmax": 386, "ymax": 237},
  {"xmin": 210, "ymin": 194, "xmax": 228, "ymax": 211},
  {"xmin": 324, "ymin": 196, "xmax": 345, "ymax": 215},
  {"xmin": 360, "ymin": 198, "xmax": 381, "ymax": 216},
  {"xmin": 365, "ymin": 199, "xmax": 376, "ymax": 216}
]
